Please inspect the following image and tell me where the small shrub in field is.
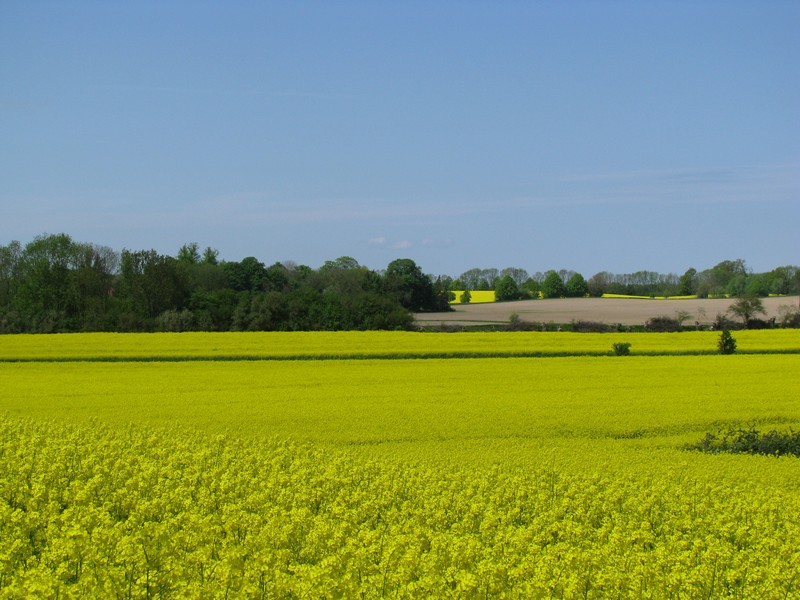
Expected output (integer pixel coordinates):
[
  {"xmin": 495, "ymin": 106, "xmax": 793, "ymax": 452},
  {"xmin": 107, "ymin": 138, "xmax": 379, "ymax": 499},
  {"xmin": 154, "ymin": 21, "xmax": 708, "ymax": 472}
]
[
  {"xmin": 690, "ymin": 426, "xmax": 800, "ymax": 457},
  {"xmin": 571, "ymin": 320, "xmax": 612, "ymax": 333},
  {"xmin": 645, "ymin": 316, "xmax": 681, "ymax": 332},
  {"xmin": 717, "ymin": 329, "xmax": 737, "ymax": 354},
  {"xmin": 506, "ymin": 312, "xmax": 537, "ymax": 332},
  {"xmin": 612, "ymin": 342, "xmax": 631, "ymax": 356}
]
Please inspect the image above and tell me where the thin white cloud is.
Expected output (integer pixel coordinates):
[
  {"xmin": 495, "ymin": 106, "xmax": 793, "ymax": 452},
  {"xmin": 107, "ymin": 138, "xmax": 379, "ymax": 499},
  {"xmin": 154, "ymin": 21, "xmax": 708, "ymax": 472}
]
[
  {"xmin": 392, "ymin": 240, "xmax": 412, "ymax": 250},
  {"xmin": 91, "ymin": 83, "xmax": 355, "ymax": 100},
  {"xmin": 368, "ymin": 236, "xmax": 386, "ymax": 245}
]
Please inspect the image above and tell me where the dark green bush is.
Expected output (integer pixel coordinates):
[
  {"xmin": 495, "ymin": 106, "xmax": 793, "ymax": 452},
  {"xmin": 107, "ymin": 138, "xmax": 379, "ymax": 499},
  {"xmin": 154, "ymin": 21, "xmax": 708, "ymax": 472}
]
[
  {"xmin": 612, "ymin": 342, "xmax": 631, "ymax": 356},
  {"xmin": 717, "ymin": 329, "xmax": 737, "ymax": 354},
  {"xmin": 644, "ymin": 316, "xmax": 681, "ymax": 332},
  {"xmin": 689, "ymin": 426, "xmax": 800, "ymax": 457}
]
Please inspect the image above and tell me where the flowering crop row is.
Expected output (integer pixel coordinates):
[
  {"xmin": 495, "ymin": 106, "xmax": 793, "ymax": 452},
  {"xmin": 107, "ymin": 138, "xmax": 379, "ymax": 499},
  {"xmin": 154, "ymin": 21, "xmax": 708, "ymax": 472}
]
[
  {"xmin": 2, "ymin": 416, "xmax": 799, "ymax": 598},
  {"xmin": 1, "ymin": 329, "xmax": 798, "ymax": 361},
  {"xmin": 2, "ymin": 355, "xmax": 798, "ymax": 449}
]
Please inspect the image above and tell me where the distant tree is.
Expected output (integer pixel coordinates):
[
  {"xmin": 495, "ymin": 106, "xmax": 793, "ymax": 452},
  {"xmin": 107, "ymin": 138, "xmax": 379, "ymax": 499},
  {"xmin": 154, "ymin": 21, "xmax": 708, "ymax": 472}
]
[
  {"xmin": 727, "ymin": 295, "xmax": 766, "ymax": 327},
  {"xmin": 744, "ymin": 274, "xmax": 770, "ymax": 297},
  {"xmin": 499, "ymin": 267, "xmax": 529, "ymax": 287},
  {"xmin": 587, "ymin": 272, "xmax": 610, "ymax": 297},
  {"xmin": 118, "ymin": 249, "xmax": 189, "ymax": 321},
  {"xmin": 459, "ymin": 290, "xmax": 471, "ymax": 304},
  {"xmin": 764, "ymin": 266, "xmax": 798, "ymax": 295},
  {"xmin": 384, "ymin": 258, "xmax": 436, "ymax": 312},
  {"xmin": 177, "ymin": 242, "xmax": 201, "ymax": 264},
  {"xmin": 14, "ymin": 233, "xmax": 82, "ymax": 330},
  {"xmin": 321, "ymin": 256, "xmax": 360, "ymax": 271},
  {"xmin": 222, "ymin": 257, "xmax": 267, "ymax": 292},
  {"xmin": 541, "ymin": 271, "xmax": 566, "ymax": 299},
  {"xmin": 520, "ymin": 278, "xmax": 539, "ymax": 298},
  {"xmin": 565, "ymin": 273, "xmax": 588, "ymax": 298},
  {"xmin": 202, "ymin": 247, "xmax": 219, "ymax": 265},
  {"xmin": 494, "ymin": 275, "xmax": 520, "ymax": 302},
  {"xmin": 674, "ymin": 310, "xmax": 692, "ymax": 328},
  {"xmin": 699, "ymin": 259, "xmax": 748, "ymax": 297},
  {"xmin": 458, "ymin": 268, "xmax": 482, "ymax": 291},
  {"xmin": 678, "ymin": 268, "xmax": 697, "ymax": 296},
  {"xmin": 264, "ymin": 262, "xmax": 291, "ymax": 292}
]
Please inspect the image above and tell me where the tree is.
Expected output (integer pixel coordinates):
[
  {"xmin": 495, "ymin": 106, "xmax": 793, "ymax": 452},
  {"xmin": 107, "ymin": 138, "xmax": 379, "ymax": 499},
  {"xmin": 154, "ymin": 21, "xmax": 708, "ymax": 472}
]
[
  {"xmin": 494, "ymin": 275, "xmax": 520, "ymax": 302},
  {"xmin": 727, "ymin": 295, "xmax": 766, "ymax": 327},
  {"xmin": 384, "ymin": 258, "xmax": 435, "ymax": 312},
  {"xmin": 459, "ymin": 290, "xmax": 471, "ymax": 304},
  {"xmin": 499, "ymin": 267, "xmax": 529, "ymax": 287},
  {"xmin": 118, "ymin": 249, "xmax": 190, "ymax": 322},
  {"xmin": 565, "ymin": 273, "xmax": 588, "ymax": 298},
  {"xmin": 678, "ymin": 268, "xmax": 697, "ymax": 296},
  {"xmin": 321, "ymin": 256, "xmax": 360, "ymax": 271},
  {"xmin": 587, "ymin": 272, "xmax": 610, "ymax": 297},
  {"xmin": 718, "ymin": 330, "xmax": 737, "ymax": 354},
  {"xmin": 222, "ymin": 257, "xmax": 267, "ymax": 292},
  {"xmin": 177, "ymin": 242, "xmax": 201, "ymax": 264},
  {"xmin": 541, "ymin": 271, "xmax": 566, "ymax": 299}
]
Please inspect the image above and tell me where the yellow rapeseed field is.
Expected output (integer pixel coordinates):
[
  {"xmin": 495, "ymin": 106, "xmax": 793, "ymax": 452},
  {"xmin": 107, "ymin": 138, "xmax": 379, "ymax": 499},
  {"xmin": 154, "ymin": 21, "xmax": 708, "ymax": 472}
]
[
  {"xmin": 1, "ymin": 329, "xmax": 798, "ymax": 360},
  {"xmin": 450, "ymin": 290, "xmax": 497, "ymax": 303},
  {"xmin": 1, "ymin": 331, "xmax": 798, "ymax": 597}
]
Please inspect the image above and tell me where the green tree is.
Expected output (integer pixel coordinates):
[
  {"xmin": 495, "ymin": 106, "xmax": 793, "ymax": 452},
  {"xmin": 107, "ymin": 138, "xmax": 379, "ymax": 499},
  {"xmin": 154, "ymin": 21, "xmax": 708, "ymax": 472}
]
[
  {"xmin": 222, "ymin": 257, "xmax": 267, "ymax": 292},
  {"xmin": 565, "ymin": 273, "xmax": 588, "ymax": 298},
  {"xmin": 384, "ymin": 258, "xmax": 435, "ymax": 311},
  {"xmin": 494, "ymin": 275, "xmax": 520, "ymax": 302},
  {"xmin": 718, "ymin": 329, "xmax": 737, "ymax": 354},
  {"xmin": 587, "ymin": 272, "xmax": 610, "ymax": 297},
  {"xmin": 541, "ymin": 271, "xmax": 566, "ymax": 299},
  {"xmin": 727, "ymin": 295, "xmax": 766, "ymax": 327},
  {"xmin": 678, "ymin": 268, "xmax": 697, "ymax": 295},
  {"xmin": 118, "ymin": 250, "xmax": 190, "ymax": 323},
  {"xmin": 15, "ymin": 233, "xmax": 80, "ymax": 330}
]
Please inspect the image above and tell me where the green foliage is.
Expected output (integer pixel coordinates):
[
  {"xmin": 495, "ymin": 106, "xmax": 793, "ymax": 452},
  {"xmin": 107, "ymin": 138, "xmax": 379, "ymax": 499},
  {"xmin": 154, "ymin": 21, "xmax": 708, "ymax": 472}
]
[
  {"xmin": 717, "ymin": 330, "xmax": 737, "ymax": 354},
  {"xmin": 690, "ymin": 426, "xmax": 800, "ymax": 457},
  {"xmin": 727, "ymin": 295, "xmax": 766, "ymax": 327},
  {"xmin": 612, "ymin": 342, "xmax": 631, "ymax": 356},
  {"xmin": 678, "ymin": 267, "xmax": 697, "ymax": 295},
  {"xmin": 541, "ymin": 271, "xmax": 566, "ymax": 299},
  {"xmin": 0, "ymin": 234, "xmax": 418, "ymax": 332},
  {"xmin": 494, "ymin": 275, "xmax": 520, "ymax": 302},
  {"xmin": 645, "ymin": 316, "xmax": 681, "ymax": 332},
  {"xmin": 385, "ymin": 258, "xmax": 438, "ymax": 312},
  {"xmin": 459, "ymin": 290, "xmax": 471, "ymax": 304},
  {"xmin": 564, "ymin": 272, "xmax": 588, "ymax": 297}
]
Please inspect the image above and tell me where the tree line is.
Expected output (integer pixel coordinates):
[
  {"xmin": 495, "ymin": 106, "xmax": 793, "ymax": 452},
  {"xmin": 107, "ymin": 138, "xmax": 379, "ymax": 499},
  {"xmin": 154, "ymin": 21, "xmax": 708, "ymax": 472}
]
[
  {"xmin": 1, "ymin": 233, "xmax": 797, "ymax": 333},
  {"xmin": 446, "ymin": 260, "xmax": 799, "ymax": 302},
  {"xmin": 0, "ymin": 234, "xmax": 451, "ymax": 333}
]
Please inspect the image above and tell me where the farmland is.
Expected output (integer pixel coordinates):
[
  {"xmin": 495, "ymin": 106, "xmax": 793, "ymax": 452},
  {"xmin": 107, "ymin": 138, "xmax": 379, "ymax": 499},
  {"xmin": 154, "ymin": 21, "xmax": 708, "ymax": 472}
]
[
  {"xmin": 419, "ymin": 295, "xmax": 798, "ymax": 327},
  {"xmin": 1, "ymin": 332, "xmax": 799, "ymax": 597}
]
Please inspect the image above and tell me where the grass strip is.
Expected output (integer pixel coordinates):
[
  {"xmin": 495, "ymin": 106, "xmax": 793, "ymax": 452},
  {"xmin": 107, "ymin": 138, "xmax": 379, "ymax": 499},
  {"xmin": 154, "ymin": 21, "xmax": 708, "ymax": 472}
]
[{"xmin": 2, "ymin": 348, "xmax": 799, "ymax": 363}]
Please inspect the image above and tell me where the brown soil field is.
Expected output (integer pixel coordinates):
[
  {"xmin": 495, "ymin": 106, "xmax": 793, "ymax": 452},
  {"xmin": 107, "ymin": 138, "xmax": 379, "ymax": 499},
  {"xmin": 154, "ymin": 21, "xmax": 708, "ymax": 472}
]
[{"xmin": 414, "ymin": 296, "xmax": 799, "ymax": 328}]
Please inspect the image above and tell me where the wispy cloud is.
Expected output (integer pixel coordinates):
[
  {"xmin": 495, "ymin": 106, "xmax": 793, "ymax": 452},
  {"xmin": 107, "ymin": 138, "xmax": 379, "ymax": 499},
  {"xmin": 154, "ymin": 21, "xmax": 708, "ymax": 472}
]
[
  {"xmin": 392, "ymin": 240, "xmax": 412, "ymax": 250},
  {"xmin": 368, "ymin": 236, "xmax": 386, "ymax": 245},
  {"xmin": 91, "ymin": 83, "xmax": 355, "ymax": 100},
  {"xmin": 517, "ymin": 162, "xmax": 800, "ymax": 209}
]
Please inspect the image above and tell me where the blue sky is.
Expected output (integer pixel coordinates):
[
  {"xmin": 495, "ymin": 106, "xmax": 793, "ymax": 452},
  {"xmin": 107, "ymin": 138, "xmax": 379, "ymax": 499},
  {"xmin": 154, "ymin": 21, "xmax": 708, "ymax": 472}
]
[{"xmin": 2, "ymin": 1, "xmax": 798, "ymax": 278}]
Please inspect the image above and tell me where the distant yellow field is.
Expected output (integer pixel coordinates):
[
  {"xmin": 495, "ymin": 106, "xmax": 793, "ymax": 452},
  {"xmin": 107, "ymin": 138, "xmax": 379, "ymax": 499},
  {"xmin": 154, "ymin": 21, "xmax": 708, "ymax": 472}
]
[
  {"xmin": 1, "ymin": 329, "xmax": 798, "ymax": 360},
  {"xmin": 602, "ymin": 293, "xmax": 698, "ymax": 300},
  {"xmin": 449, "ymin": 290, "xmax": 496, "ymax": 303}
]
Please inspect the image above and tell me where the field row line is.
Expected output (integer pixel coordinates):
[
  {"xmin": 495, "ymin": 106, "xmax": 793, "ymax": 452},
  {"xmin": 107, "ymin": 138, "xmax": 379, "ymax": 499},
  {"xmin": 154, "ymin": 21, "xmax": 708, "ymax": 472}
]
[{"xmin": 3, "ymin": 349, "xmax": 800, "ymax": 363}]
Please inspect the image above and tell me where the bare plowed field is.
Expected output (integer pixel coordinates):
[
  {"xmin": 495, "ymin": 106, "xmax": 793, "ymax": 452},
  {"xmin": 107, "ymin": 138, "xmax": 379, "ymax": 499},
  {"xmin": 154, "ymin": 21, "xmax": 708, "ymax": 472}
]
[{"xmin": 415, "ymin": 295, "xmax": 798, "ymax": 327}]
